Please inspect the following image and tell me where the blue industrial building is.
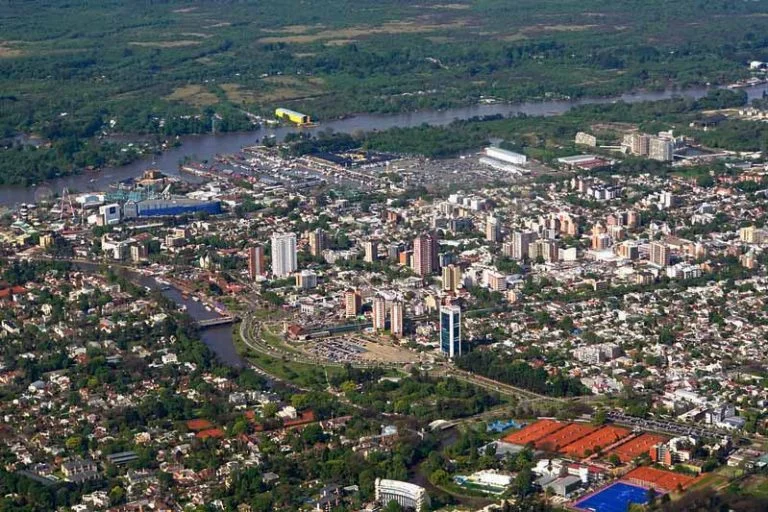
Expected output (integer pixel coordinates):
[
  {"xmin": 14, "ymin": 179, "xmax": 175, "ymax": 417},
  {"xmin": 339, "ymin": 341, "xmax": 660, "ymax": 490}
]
[{"xmin": 123, "ymin": 198, "xmax": 221, "ymax": 218}]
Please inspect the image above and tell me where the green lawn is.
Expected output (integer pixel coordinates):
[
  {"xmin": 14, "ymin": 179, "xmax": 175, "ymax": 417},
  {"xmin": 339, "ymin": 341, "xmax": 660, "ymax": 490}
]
[{"xmin": 744, "ymin": 475, "xmax": 768, "ymax": 499}]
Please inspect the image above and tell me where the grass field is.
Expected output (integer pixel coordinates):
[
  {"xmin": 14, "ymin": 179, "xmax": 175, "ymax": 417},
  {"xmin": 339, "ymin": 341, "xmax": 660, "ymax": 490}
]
[
  {"xmin": 166, "ymin": 85, "xmax": 219, "ymax": 107},
  {"xmin": 232, "ymin": 328, "xmax": 346, "ymax": 389},
  {"xmin": 743, "ymin": 475, "xmax": 768, "ymax": 499}
]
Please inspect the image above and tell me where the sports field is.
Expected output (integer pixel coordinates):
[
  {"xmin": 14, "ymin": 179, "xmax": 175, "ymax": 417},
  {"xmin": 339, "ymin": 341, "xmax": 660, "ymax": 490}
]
[
  {"xmin": 608, "ymin": 433, "xmax": 668, "ymax": 463},
  {"xmin": 623, "ymin": 466, "xmax": 697, "ymax": 492},
  {"xmin": 535, "ymin": 422, "xmax": 598, "ymax": 452},
  {"xmin": 573, "ymin": 482, "xmax": 650, "ymax": 512},
  {"xmin": 502, "ymin": 419, "xmax": 566, "ymax": 445},
  {"xmin": 561, "ymin": 425, "xmax": 630, "ymax": 458}
]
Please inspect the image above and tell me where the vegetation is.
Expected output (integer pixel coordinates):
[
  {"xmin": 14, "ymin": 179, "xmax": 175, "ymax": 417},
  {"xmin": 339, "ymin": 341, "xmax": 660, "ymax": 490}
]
[
  {"xmin": 2, "ymin": 1, "xmax": 767, "ymax": 183},
  {"xmin": 456, "ymin": 350, "xmax": 589, "ymax": 397},
  {"xmin": 344, "ymin": 370, "xmax": 503, "ymax": 421}
]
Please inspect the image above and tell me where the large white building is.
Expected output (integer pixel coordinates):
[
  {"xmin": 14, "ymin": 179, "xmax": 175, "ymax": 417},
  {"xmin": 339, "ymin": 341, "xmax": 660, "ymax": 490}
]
[
  {"xmin": 484, "ymin": 146, "xmax": 527, "ymax": 165},
  {"xmin": 375, "ymin": 479, "xmax": 430, "ymax": 512},
  {"xmin": 271, "ymin": 232, "xmax": 297, "ymax": 278}
]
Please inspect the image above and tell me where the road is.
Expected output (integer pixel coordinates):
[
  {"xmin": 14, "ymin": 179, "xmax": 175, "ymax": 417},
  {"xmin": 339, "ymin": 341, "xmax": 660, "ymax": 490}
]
[
  {"xmin": 23, "ymin": 255, "xmax": 589, "ymax": 409},
  {"xmin": 237, "ymin": 313, "xmax": 576, "ymax": 406},
  {"xmin": 607, "ymin": 410, "xmax": 739, "ymax": 441}
]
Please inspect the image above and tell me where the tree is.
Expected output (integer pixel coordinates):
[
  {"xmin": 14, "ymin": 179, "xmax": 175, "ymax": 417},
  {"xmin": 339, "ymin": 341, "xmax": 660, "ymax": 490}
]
[
  {"xmin": 262, "ymin": 403, "xmax": 278, "ymax": 418},
  {"xmin": 384, "ymin": 500, "xmax": 403, "ymax": 512},
  {"xmin": 301, "ymin": 424, "xmax": 325, "ymax": 445},
  {"xmin": 430, "ymin": 469, "xmax": 450, "ymax": 486},
  {"xmin": 593, "ymin": 408, "xmax": 607, "ymax": 426},
  {"xmin": 65, "ymin": 436, "xmax": 85, "ymax": 453},
  {"xmin": 232, "ymin": 418, "xmax": 249, "ymax": 436},
  {"xmin": 109, "ymin": 486, "xmax": 125, "ymax": 506},
  {"xmin": 512, "ymin": 467, "xmax": 534, "ymax": 498},
  {"xmin": 290, "ymin": 394, "xmax": 310, "ymax": 411}
]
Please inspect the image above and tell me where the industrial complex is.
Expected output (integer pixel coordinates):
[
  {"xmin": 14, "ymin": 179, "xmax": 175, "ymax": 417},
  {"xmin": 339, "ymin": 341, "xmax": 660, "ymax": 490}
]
[{"xmin": 275, "ymin": 107, "xmax": 313, "ymax": 126}]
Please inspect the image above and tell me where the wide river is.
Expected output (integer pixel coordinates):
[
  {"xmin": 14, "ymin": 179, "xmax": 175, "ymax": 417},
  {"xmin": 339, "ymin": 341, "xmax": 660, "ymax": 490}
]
[{"xmin": 3, "ymin": 83, "xmax": 768, "ymax": 206}]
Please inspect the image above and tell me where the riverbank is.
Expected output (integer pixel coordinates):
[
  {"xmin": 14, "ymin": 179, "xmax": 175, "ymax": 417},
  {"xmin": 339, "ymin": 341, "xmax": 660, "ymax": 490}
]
[{"xmin": 3, "ymin": 82, "xmax": 768, "ymax": 206}]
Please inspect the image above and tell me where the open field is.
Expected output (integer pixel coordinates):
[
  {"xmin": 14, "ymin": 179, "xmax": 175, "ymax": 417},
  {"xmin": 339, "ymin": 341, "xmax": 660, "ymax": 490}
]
[
  {"xmin": 165, "ymin": 85, "xmax": 219, "ymax": 107},
  {"xmin": 0, "ymin": 43, "xmax": 23, "ymax": 58},
  {"xmin": 257, "ymin": 19, "xmax": 471, "ymax": 44}
]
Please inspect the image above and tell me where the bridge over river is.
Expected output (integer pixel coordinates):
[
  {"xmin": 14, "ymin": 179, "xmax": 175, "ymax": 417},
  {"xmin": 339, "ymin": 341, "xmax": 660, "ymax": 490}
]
[{"xmin": 195, "ymin": 316, "xmax": 239, "ymax": 328}]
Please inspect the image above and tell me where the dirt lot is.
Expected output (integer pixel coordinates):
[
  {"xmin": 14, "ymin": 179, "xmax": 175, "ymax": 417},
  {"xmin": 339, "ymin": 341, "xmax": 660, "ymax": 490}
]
[
  {"xmin": 355, "ymin": 338, "xmax": 422, "ymax": 364},
  {"xmin": 0, "ymin": 43, "xmax": 23, "ymax": 58}
]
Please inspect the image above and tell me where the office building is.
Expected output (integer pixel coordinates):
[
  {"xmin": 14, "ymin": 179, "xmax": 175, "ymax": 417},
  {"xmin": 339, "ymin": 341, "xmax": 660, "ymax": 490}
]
[
  {"xmin": 438, "ymin": 252, "xmax": 455, "ymax": 268},
  {"xmin": 248, "ymin": 245, "xmax": 265, "ymax": 279},
  {"xmin": 295, "ymin": 270, "xmax": 317, "ymax": 290},
  {"xmin": 372, "ymin": 295, "xmax": 387, "ymax": 331},
  {"xmin": 591, "ymin": 233, "xmax": 612, "ymax": 251},
  {"xmin": 529, "ymin": 239, "xmax": 559, "ymax": 262},
  {"xmin": 440, "ymin": 305, "xmax": 462, "ymax": 358},
  {"xmin": 364, "ymin": 240, "xmax": 378, "ymax": 263},
  {"xmin": 271, "ymin": 232, "xmax": 297, "ymax": 277},
  {"xmin": 413, "ymin": 233, "xmax": 438, "ymax": 276},
  {"xmin": 99, "ymin": 203, "xmax": 121, "ymax": 225},
  {"xmin": 308, "ymin": 228, "xmax": 328, "ymax": 257},
  {"xmin": 660, "ymin": 191, "xmax": 676, "ymax": 209},
  {"xmin": 625, "ymin": 133, "xmax": 650, "ymax": 156},
  {"xmin": 485, "ymin": 271, "xmax": 507, "ymax": 292},
  {"xmin": 649, "ymin": 137, "xmax": 674, "ymax": 162},
  {"xmin": 617, "ymin": 241, "xmax": 640, "ymax": 260},
  {"xmin": 375, "ymin": 479, "xmax": 430, "ymax": 512},
  {"xmin": 344, "ymin": 289, "xmax": 361, "ymax": 318},
  {"xmin": 650, "ymin": 241, "xmax": 671, "ymax": 267},
  {"xmin": 388, "ymin": 243, "xmax": 402, "ymax": 260},
  {"xmin": 391, "ymin": 300, "xmax": 404, "ymax": 338},
  {"xmin": 485, "ymin": 215, "xmax": 501, "ymax": 242},
  {"xmin": 442, "ymin": 264, "xmax": 462, "ymax": 292},
  {"xmin": 510, "ymin": 231, "xmax": 537, "ymax": 260},
  {"xmin": 740, "ymin": 226, "xmax": 764, "ymax": 244}
]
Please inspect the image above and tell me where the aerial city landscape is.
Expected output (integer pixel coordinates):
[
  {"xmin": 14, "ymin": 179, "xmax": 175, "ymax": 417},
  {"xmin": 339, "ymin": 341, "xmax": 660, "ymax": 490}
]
[{"xmin": 1, "ymin": 1, "xmax": 768, "ymax": 511}]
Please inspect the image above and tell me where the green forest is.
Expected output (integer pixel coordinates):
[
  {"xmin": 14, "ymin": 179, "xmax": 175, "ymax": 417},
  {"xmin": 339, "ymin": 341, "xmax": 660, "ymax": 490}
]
[
  {"xmin": 2, "ymin": 0, "xmax": 768, "ymax": 183},
  {"xmin": 455, "ymin": 350, "xmax": 589, "ymax": 397}
]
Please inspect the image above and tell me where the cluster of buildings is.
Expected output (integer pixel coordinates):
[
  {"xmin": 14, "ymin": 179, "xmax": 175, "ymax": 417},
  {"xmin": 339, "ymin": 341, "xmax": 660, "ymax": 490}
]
[{"xmin": 2, "ymin": 112, "xmax": 768, "ymax": 510}]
